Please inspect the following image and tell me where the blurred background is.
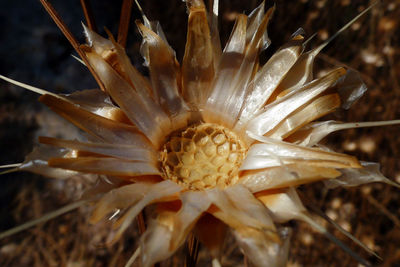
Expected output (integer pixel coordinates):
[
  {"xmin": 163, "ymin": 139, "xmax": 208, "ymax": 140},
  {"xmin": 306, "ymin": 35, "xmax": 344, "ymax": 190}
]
[{"xmin": 0, "ymin": 0, "xmax": 399, "ymax": 266}]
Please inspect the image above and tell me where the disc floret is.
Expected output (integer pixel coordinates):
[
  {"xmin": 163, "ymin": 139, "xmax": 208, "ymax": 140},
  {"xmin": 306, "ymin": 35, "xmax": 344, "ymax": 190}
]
[{"xmin": 160, "ymin": 123, "xmax": 246, "ymax": 190}]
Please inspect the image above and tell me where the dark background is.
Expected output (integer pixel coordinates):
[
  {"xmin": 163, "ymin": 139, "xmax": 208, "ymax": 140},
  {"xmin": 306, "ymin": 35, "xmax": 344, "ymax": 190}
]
[{"xmin": 0, "ymin": 0, "xmax": 399, "ymax": 266}]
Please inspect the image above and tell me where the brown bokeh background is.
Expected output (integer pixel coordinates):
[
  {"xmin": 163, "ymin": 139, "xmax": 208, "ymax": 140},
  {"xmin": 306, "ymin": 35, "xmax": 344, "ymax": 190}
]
[{"xmin": 0, "ymin": 0, "xmax": 399, "ymax": 266}]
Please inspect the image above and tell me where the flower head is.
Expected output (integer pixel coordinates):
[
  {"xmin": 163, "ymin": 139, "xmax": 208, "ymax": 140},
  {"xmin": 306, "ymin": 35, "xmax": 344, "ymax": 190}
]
[{"xmin": 2, "ymin": 0, "xmax": 399, "ymax": 266}]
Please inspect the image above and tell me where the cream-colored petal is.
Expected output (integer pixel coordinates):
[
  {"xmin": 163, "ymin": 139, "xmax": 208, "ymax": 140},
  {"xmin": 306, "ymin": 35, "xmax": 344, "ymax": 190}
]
[
  {"xmin": 246, "ymin": 1, "xmax": 269, "ymax": 48},
  {"xmin": 140, "ymin": 212, "xmax": 175, "ymax": 267},
  {"xmin": 137, "ymin": 22, "xmax": 189, "ymax": 120},
  {"xmin": 246, "ymin": 68, "xmax": 346, "ymax": 136},
  {"xmin": 232, "ymin": 226, "xmax": 290, "ymax": 267},
  {"xmin": 90, "ymin": 183, "xmax": 154, "ymax": 224},
  {"xmin": 207, "ymin": 185, "xmax": 275, "ymax": 232},
  {"xmin": 237, "ymin": 35, "xmax": 303, "ymax": 129},
  {"xmin": 268, "ymin": 93, "xmax": 341, "ymax": 139},
  {"xmin": 39, "ymin": 94, "xmax": 149, "ymax": 146},
  {"xmin": 203, "ymin": 14, "xmax": 247, "ymax": 126},
  {"xmin": 39, "ymin": 136, "xmax": 156, "ymax": 161},
  {"xmin": 113, "ymin": 180, "xmax": 181, "ymax": 241},
  {"xmin": 241, "ymin": 132, "xmax": 360, "ymax": 170},
  {"xmin": 17, "ymin": 146, "xmax": 80, "ymax": 179},
  {"xmin": 324, "ymin": 161, "xmax": 400, "ymax": 189},
  {"xmin": 139, "ymin": 190, "xmax": 211, "ymax": 266},
  {"xmin": 257, "ymin": 187, "xmax": 306, "ymax": 223},
  {"xmin": 170, "ymin": 191, "xmax": 211, "ymax": 249},
  {"xmin": 64, "ymin": 89, "xmax": 126, "ymax": 121},
  {"xmin": 48, "ymin": 157, "xmax": 160, "ymax": 176},
  {"xmin": 288, "ymin": 120, "xmax": 400, "ymax": 147},
  {"xmin": 221, "ymin": 7, "xmax": 274, "ymax": 128},
  {"xmin": 182, "ymin": 1, "xmax": 215, "ymax": 107},
  {"xmin": 85, "ymin": 53, "xmax": 168, "ymax": 147},
  {"xmin": 240, "ymin": 164, "xmax": 341, "ymax": 193},
  {"xmin": 207, "ymin": 0, "xmax": 221, "ymax": 69}
]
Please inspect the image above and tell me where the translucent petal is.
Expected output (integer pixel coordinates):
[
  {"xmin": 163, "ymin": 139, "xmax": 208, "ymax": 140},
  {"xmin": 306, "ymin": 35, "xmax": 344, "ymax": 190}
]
[
  {"xmin": 268, "ymin": 93, "xmax": 341, "ymax": 139},
  {"xmin": 246, "ymin": 67, "xmax": 346, "ymax": 136},
  {"xmin": 241, "ymin": 132, "xmax": 360, "ymax": 170},
  {"xmin": 203, "ymin": 14, "xmax": 247, "ymax": 126},
  {"xmin": 17, "ymin": 146, "xmax": 80, "ymax": 179},
  {"xmin": 324, "ymin": 161, "xmax": 400, "ymax": 189},
  {"xmin": 48, "ymin": 157, "xmax": 160, "ymax": 176},
  {"xmin": 232, "ymin": 226, "xmax": 290, "ymax": 267},
  {"xmin": 207, "ymin": 0, "xmax": 222, "ymax": 68},
  {"xmin": 288, "ymin": 120, "xmax": 400, "ymax": 147},
  {"xmin": 182, "ymin": 1, "xmax": 215, "ymax": 107},
  {"xmin": 140, "ymin": 190, "xmax": 211, "ymax": 266},
  {"xmin": 137, "ymin": 22, "xmax": 189, "ymax": 120},
  {"xmin": 240, "ymin": 165, "xmax": 341, "ymax": 193},
  {"xmin": 205, "ymin": 8, "xmax": 274, "ymax": 127},
  {"xmin": 257, "ymin": 187, "xmax": 307, "ymax": 223},
  {"xmin": 85, "ymin": 52, "xmax": 168, "ymax": 147},
  {"xmin": 113, "ymin": 180, "xmax": 181, "ymax": 241},
  {"xmin": 39, "ymin": 136, "xmax": 157, "ymax": 161},
  {"xmin": 169, "ymin": 191, "xmax": 211, "ymax": 249},
  {"xmin": 90, "ymin": 183, "xmax": 154, "ymax": 223},
  {"xmin": 237, "ymin": 35, "xmax": 303, "ymax": 128},
  {"xmin": 64, "ymin": 89, "xmax": 127, "ymax": 121},
  {"xmin": 39, "ymin": 94, "xmax": 149, "ymax": 146},
  {"xmin": 207, "ymin": 185, "xmax": 276, "ymax": 232}
]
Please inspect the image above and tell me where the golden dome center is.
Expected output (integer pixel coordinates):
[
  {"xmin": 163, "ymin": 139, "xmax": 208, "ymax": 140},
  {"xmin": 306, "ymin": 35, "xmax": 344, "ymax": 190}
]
[{"xmin": 160, "ymin": 123, "xmax": 246, "ymax": 190}]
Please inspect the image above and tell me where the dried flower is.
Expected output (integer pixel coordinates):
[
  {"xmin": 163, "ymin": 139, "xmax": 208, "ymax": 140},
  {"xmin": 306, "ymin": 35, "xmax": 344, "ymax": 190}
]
[{"xmin": 1, "ymin": 0, "xmax": 399, "ymax": 266}]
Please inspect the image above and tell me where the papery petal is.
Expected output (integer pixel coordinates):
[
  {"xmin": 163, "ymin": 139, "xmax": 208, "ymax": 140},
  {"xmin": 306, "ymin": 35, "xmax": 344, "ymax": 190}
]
[
  {"xmin": 207, "ymin": 0, "xmax": 222, "ymax": 68},
  {"xmin": 17, "ymin": 146, "xmax": 81, "ymax": 179},
  {"xmin": 85, "ymin": 52, "xmax": 168, "ymax": 147},
  {"xmin": 256, "ymin": 187, "xmax": 307, "ymax": 223},
  {"xmin": 241, "ymin": 133, "xmax": 360, "ymax": 170},
  {"xmin": 240, "ymin": 165, "xmax": 341, "ymax": 193},
  {"xmin": 39, "ymin": 94, "xmax": 149, "ymax": 146},
  {"xmin": 205, "ymin": 8, "xmax": 274, "ymax": 128},
  {"xmin": 325, "ymin": 161, "xmax": 400, "ymax": 189},
  {"xmin": 232, "ymin": 226, "xmax": 290, "ymax": 267},
  {"xmin": 182, "ymin": 0, "xmax": 215, "ymax": 107},
  {"xmin": 287, "ymin": 120, "xmax": 400, "ymax": 147},
  {"xmin": 140, "ymin": 212, "xmax": 175, "ymax": 267},
  {"xmin": 207, "ymin": 185, "xmax": 276, "ymax": 232},
  {"xmin": 203, "ymin": 14, "xmax": 247, "ymax": 126},
  {"xmin": 268, "ymin": 93, "xmax": 340, "ymax": 139},
  {"xmin": 90, "ymin": 182, "xmax": 154, "ymax": 223},
  {"xmin": 136, "ymin": 21, "xmax": 189, "ymax": 122},
  {"xmin": 169, "ymin": 191, "xmax": 211, "ymax": 249},
  {"xmin": 39, "ymin": 136, "xmax": 156, "ymax": 161},
  {"xmin": 140, "ymin": 190, "xmax": 211, "ymax": 266},
  {"xmin": 48, "ymin": 157, "xmax": 160, "ymax": 176},
  {"xmin": 246, "ymin": 67, "xmax": 346, "ymax": 136},
  {"xmin": 64, "ymin": 89, "xmax": 128, "ymax": 122},
  {"xmin": 237, "ymin": 35, "xmax": 303, "ymax": 128},
  {"xmin": 113, "ymin": 180, "xmax": 181, "ymax": 241},
  {"xmin": 246, "ymin": 1, "xmax": 269, "ymax": 49}
]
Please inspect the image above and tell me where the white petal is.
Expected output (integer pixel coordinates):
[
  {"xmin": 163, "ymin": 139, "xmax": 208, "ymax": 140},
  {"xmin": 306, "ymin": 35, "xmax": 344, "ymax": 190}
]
[
  {"xmin": 237, "ymin": 35, "xmax": 303, "ymax": 128},
  {"xmin": 233, "ymin": 226, "xmax": 290, "ymax": 267},
  {"xmin": 324, "ymin": 161, "xmax": 400, "ymax": 189},
  {"xmin": 114, "ymin": 180, "xmax": 181, "ymax": 241},
  {"xmin": 246, "ymin": 68, "xmax": 346, "ymax": 136}
]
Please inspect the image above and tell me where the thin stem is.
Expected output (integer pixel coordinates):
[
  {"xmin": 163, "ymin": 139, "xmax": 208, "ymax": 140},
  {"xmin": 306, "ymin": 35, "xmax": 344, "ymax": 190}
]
[
  {"xmin": 118, "ymin": 0, "xmax": 134, "ymax": 48},
  {"xmin": 80, "ymin": 0, "xmax": 97, "ymax": 32},
  {"xmin": 185, "ymin": 234, "xmax": 200, "ymax": 267},
  {"xmin": 39, "ymin": 0, "xmax": 106, "ymax": 93}
]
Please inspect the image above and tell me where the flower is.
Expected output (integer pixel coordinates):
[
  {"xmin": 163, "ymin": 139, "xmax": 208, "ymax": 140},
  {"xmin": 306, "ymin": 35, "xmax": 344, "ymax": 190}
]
[{"xmin": 1, "ymin": 0, "xmax": 399, "ymax": 266}]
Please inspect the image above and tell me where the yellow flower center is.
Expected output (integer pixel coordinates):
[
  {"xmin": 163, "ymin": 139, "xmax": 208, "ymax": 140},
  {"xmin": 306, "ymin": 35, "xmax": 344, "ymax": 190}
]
[{"xmin": 160, "ymin": 123, "xmax": 246, "ymax": 190}]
